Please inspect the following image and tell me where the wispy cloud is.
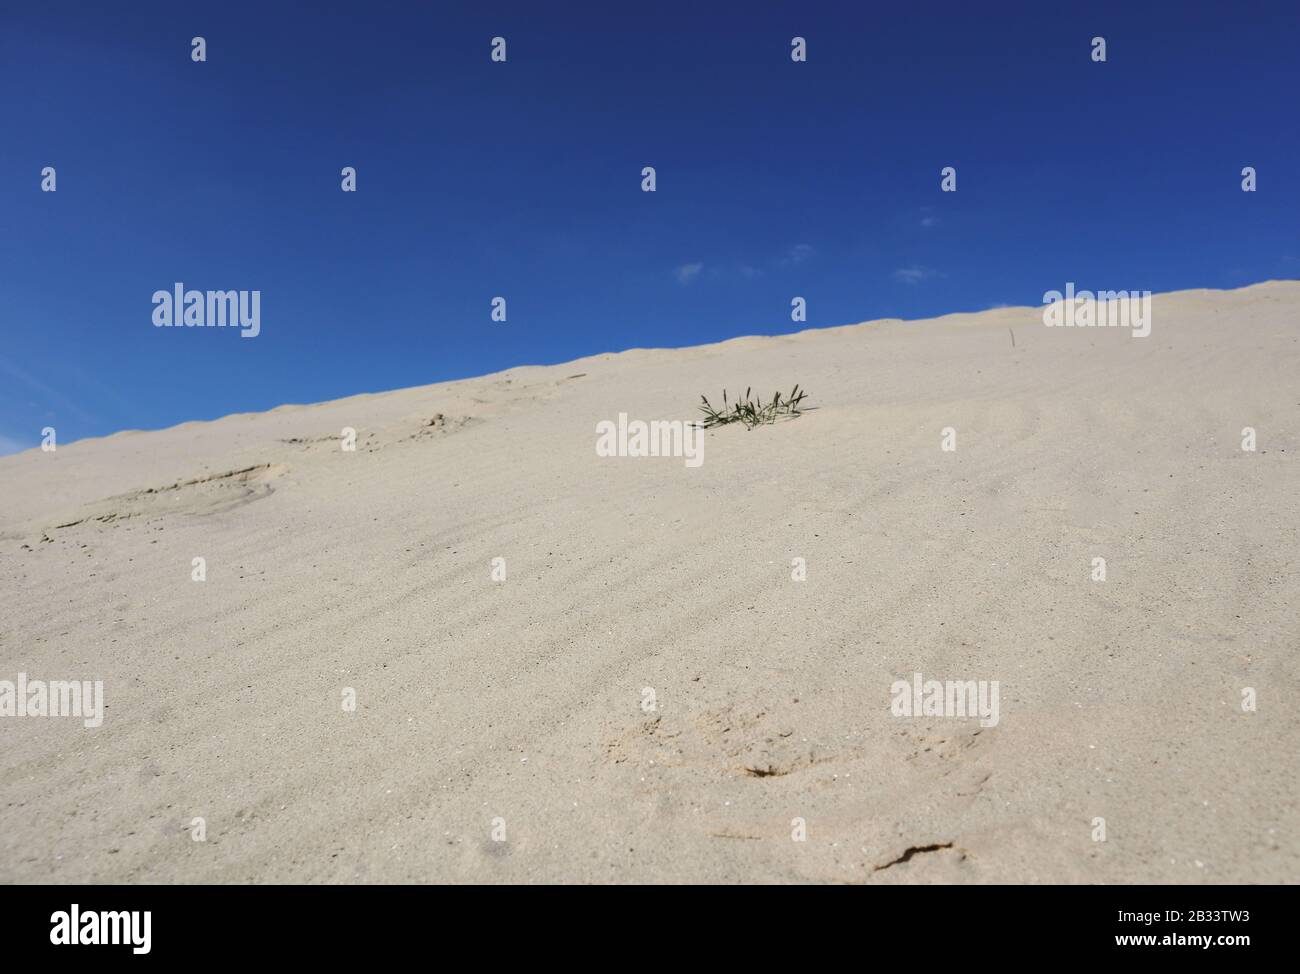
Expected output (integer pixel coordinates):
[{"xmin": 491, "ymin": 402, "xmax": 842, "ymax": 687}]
[
  {"xmin": 0, "ymin": 356, "xmax": 96, "ymax": 425},
  {"xmin": 892, "ymin": 265, "xmax": 942, "ymax": 285},
  {"xmin": 0, "ymin": 433, "xmax": 32, "ymax": 456},
  {"xmin": 779, "ymin": 243, "xmax": 814, "ymax": 266},
  {"xmin": 912, "ymin": 206, "xmax": 941, "ymax": 229},
  {"xmin": 677, "ymin": 244, "xmax": 810, "ymax": 283},
  {"xmin": 674, "ymin": 262, "xmax": 704, "ymax": 284}
]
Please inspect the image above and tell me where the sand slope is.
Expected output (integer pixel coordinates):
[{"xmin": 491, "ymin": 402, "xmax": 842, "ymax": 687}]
[{"xmin": 2, "ymin": 282, "xmax": 1298, "ymax": 883}]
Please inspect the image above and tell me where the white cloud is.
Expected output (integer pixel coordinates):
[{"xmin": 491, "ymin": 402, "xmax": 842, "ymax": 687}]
[
  {"xmin": 674, "ymin": 262, "xmax": 704, "ymax": 284},
  {"xmin": 892, "ymin": 265, "xmax": 941, "ymax": 285}
]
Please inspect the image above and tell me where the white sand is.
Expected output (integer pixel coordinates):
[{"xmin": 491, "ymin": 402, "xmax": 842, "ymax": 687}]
[{"xmin": 2, "ymin": 281, "xmax": 1297, "ymax": 883}]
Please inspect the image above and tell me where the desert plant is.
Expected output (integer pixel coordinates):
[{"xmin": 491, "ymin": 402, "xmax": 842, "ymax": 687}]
[{"xmin": 696, "ymin": 385, "xmax": 807, "ymax": 430}]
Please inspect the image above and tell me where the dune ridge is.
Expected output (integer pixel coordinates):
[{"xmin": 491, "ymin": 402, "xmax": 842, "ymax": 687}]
[{"xmin": 2, "ymin": 281, "xmax": 1298, "ymax": 883}]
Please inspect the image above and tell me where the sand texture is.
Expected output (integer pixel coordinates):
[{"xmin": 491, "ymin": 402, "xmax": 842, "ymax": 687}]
[{"xmin": 2, "ymin": 282, "xmax": 1297, "ymax": 883}]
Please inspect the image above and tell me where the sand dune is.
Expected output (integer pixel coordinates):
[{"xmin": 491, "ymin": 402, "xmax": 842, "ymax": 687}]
[{"xmin": 2, "ymin": 282, "xmax": 1298, "ymax": 883}]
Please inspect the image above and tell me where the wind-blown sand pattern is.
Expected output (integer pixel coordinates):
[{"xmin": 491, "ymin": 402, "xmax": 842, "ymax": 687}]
[{"xmin": 2, "ymin": 282, "xmax": 1297, "ymax": 883}]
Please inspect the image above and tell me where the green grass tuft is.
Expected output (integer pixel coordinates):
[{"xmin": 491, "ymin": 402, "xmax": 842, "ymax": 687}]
[{"xmin": 696, "ymin": 385, "xmax": 808, "ymax": 430}]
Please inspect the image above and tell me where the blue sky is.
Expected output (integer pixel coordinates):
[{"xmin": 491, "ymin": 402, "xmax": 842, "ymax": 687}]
[{"xmin": 2, "ymin": 0, "xmax": 1297, "ymax": 452}]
